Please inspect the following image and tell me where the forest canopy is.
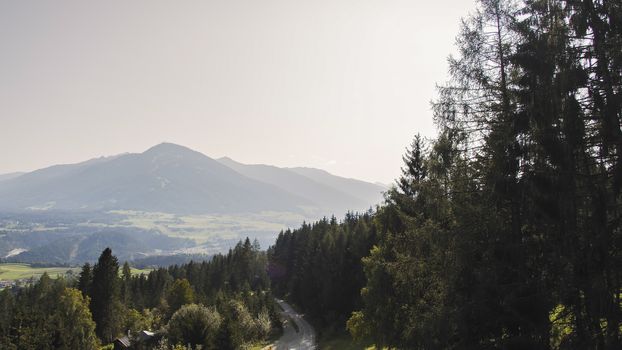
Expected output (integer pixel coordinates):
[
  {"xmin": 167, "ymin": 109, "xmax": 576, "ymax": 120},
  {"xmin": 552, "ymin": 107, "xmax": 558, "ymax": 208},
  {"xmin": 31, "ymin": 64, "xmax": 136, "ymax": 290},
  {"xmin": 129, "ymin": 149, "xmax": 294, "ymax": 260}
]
[
  {"xmin": 357, "ymin": 0, "xmax": 622, "ymax": 348},
  {"xmin": 272, "ymin": 0, "xmax": 622, "ymax": 349}
]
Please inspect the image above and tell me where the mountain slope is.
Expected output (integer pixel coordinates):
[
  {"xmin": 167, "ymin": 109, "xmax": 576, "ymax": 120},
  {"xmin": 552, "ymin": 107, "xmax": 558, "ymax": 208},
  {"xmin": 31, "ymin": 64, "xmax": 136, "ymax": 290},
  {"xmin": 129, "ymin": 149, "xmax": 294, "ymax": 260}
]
[
  {"xmin": 0, "ymin": 143, "xmax": 311, "ymax": 214},
  {"xmin": 288, "ymin": 167, "xmax": 386, "ymax": 208},
  {"xmin": 218, "ymin": 157, "xmax": 384, "ymax": 215},
  {"xmin": 0, "ymin": 172, "xmax": 25, "ymax": 182},
  {"xmin": 0, "ymin": 143, "xmax": 384, "ymax": 215}
]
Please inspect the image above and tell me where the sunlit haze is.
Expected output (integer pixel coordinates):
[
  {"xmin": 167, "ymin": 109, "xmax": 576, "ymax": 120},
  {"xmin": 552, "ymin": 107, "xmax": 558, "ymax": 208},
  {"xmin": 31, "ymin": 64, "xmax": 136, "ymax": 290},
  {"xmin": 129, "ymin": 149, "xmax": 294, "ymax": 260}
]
[{"xmin": 0, "ymin": 0, "xmax": 475, "ymax": 184}]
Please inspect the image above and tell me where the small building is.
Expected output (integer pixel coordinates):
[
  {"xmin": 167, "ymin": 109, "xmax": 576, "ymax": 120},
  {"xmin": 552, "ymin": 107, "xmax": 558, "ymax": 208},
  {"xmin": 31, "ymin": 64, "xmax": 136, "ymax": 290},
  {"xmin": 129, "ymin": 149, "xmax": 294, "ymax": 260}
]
[
  {"xmin": 113, "ymin": 330, "xmax": 156, "ymax": 350},
  {"xmin": 113, "ymin": 336, "xmax": 130, "ymax": 350},
  {"xmin": 138, "ymin": 330, "xmax": 155, "ymax": 342}
]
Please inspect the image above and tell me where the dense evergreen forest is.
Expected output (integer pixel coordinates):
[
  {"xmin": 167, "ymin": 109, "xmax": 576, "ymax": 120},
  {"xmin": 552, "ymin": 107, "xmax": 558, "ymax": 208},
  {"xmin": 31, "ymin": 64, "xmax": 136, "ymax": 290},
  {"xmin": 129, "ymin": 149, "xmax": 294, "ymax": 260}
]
[
  {"xmin": 268, "ymin": 212, "xmax": 377, "ymax": 332},
  {"xmin": 272, "ymin": 0, "xmax": 622, "ymax": 349},
  {"xmin": 0, "ymin": 239, "xmax": 278, "ymax": 349}
]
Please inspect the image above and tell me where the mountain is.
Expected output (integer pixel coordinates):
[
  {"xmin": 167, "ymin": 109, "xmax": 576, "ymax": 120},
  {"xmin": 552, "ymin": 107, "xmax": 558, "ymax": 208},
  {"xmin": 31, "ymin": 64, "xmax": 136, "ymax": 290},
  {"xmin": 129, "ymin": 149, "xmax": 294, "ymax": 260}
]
[
  {"xmin": 0, "ymin": 143, "xmax": 384, "ymax": 215},
  {"xmin": 0, "ymin": 172, "xmax": 25, "ymax": 182},
  {"xmin": 0, "ymin": 143, "xmax": 311, "ymax": 214},
  {"xmin": 218, "ymin": 157, "xmax": 385, "ymax": 216},
  {"xmin": 287, "ymin": 167, "xmax": 387, "ymax": 207}
]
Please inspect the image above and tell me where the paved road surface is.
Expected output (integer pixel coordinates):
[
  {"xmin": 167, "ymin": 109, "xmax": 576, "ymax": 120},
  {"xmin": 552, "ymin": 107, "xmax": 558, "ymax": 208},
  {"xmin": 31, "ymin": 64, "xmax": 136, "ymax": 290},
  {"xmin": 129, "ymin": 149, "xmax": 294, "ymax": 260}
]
[{"xmin": 272, "ymin": 299, "xmax": 317, "ymax": 350}]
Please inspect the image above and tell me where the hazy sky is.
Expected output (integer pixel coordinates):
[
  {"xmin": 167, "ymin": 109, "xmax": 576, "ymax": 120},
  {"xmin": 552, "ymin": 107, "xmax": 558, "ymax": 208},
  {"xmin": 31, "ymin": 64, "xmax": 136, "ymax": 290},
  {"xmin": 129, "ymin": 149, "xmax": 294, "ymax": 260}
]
[{"xmin": 0, "ymin": 0, "xmax": 475, "ymax": 184}]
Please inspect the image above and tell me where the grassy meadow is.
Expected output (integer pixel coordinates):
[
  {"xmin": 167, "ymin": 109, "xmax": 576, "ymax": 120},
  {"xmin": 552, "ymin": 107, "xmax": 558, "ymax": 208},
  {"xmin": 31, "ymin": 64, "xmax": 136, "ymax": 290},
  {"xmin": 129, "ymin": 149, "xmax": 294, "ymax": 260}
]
[
  {"xmin": 0, "ymin": 263, "xmax": 78, "ymax": 280},
  {"xmin": 0, "ymin": 263, "xmax": 151, "ymax": 281},
  {"xmin": 111, "ymin": 210, "xmax": 307, "ymax": 244}
]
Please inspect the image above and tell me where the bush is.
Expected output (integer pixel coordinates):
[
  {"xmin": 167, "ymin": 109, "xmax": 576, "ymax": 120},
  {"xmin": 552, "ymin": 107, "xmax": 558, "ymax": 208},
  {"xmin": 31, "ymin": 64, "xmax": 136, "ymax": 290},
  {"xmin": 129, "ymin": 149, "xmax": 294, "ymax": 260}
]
[{"xmin": 167, "ymin": 304, "xmax": 222, "ymax": 349}]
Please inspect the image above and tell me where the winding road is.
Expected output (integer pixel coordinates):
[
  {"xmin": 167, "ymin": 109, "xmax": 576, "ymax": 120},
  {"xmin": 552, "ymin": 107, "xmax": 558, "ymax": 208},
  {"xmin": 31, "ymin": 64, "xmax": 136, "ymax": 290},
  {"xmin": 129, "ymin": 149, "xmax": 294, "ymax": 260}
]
[{"xmin": 270, "ymin": 299, "xmax": 317, "ymax": 350}]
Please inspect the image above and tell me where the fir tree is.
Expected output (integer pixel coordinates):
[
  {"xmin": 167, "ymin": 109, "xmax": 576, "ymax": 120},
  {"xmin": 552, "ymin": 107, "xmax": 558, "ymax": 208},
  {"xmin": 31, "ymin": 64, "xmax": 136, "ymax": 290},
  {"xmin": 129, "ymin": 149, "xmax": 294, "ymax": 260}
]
[{"xmin": 90, "ymin": 248, "xmax": 123, "ymax": 343}]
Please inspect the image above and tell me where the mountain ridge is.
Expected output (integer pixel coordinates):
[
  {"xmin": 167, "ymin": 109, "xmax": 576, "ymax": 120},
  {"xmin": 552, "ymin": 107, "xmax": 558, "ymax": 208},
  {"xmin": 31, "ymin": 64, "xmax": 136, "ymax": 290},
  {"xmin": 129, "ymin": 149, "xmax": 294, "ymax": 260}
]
[
  {"xmin": 0, "ymin": 172, "xmax": 25, "ymax": 182},
  {"xmin": 0, "ymin": 143, "xmax": 384, "ymax": 215},
  {"xmin": 217, "ymin": 156, "xmax": 384, "ymax": 216}
]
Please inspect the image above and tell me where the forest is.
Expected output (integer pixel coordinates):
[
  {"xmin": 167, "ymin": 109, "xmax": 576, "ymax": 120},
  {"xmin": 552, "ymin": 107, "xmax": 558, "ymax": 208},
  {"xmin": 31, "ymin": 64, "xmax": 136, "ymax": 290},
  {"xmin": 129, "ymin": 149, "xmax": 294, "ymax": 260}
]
[
  {"xmin": 272, "ymin": 0, "xmax": 622, "ymax": 349},
  {"xmin": 0, "ymin": 239, "xmax": 278, "ymax": 349},
  {"xmin": 268, "ymin": 212, "xmax": 377, "ymax": 332}
]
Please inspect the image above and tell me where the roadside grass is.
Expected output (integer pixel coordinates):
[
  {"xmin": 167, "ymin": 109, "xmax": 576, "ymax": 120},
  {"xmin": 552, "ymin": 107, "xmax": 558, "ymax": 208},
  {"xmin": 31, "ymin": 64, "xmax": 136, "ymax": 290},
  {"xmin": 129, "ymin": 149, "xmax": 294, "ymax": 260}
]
[
  {"xmin": 248, "ymin": 325, "xmax": 283, "ymax": 350},
  {"xmin": 0, "ymin": 263, "xmax": 77, "ymax": 280},
  {"xmin": 248, "ymin": 341, "xmax": 271, "ymax": 350},
  {"xmin": 319, "ymin": 333, "xmax": 381, "ymax": 350}
]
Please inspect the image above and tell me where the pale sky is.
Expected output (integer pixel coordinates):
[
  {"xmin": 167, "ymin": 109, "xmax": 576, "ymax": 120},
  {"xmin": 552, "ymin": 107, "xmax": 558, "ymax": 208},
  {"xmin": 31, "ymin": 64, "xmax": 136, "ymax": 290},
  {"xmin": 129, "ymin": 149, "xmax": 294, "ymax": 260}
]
[{"xmin": 0, "ymin": 0, "xmax": 475, "ymax": 184}]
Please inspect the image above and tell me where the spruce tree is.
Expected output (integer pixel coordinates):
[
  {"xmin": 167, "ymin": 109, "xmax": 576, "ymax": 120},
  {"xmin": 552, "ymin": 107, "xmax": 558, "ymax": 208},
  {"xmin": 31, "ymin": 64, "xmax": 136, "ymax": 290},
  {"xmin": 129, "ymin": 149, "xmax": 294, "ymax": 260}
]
[
  {"xmin": 77, "ymin": 262, "xmax": 93, "ymax": 298},
  {"xmin": 90, "ymin": 248, "xmax": 123, "ymax": 343},
  {"xmin": 398, "ymin": 133, "xmax": 427, "ymax": 196},
  {"xmin": 121, "ymin": 262, "xmax": 132, "ymax": 307}
]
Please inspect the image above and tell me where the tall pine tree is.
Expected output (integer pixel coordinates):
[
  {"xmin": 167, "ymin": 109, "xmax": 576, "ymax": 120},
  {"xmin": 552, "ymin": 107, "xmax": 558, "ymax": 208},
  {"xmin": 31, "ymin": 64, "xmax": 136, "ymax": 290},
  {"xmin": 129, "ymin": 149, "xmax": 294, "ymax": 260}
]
[{"xmin": 90, "ymin": 248, "xmax": 123, "ymax": 343}]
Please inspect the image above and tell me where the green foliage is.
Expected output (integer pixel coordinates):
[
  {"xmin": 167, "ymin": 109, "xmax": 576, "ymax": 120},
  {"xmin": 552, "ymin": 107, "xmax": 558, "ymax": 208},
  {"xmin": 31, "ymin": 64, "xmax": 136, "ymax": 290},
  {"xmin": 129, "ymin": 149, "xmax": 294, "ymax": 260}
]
[
  {"xmin": 4, "ymin": 240, "xmax": 277, "ymax": 349},
  {"xmin": 255, "ymin": 308, "xmax": 272, "ymax": 339},
  {"xmin": 90, "ymin": 248, "xmax": 124, "ymax": 343},
  {"xmin": 346, "ymin": 311, "xmax": 369, "ymax": 341},
  {"xmin": 0, "ymin": 289, "xmax": 15, "ymax": 347},
  {"xmin": 124, "ymin": 308, "xmax": 153, "ymax": 336},
  {"xmin": 119, "ymin": 241, "xmax": 276, "ymax": 348},
  {"xmin": 166, "ymin": 278, "xmax": 195, "ymax": 317},
  {"xmin": 167, "ymin": 303, "xmax": 222, "ymax": 349},
  {"xmin": 121, "ymin": 262, "xmax": 132, "ymax": 306},
  {"xmin": 229, "ymin": 299, "xmax": 256, "ymax": 338},
  {"xmin": 347, "ymin": 0, "xmax": 622, "ymax": 348},
  {"xmin": 319, "ymin": 332, "xmax": 380, "ymax": 350},
  {"xmin": 53, "ymin": 288, "xmax": 100, "ymax": 350},
  {"xmin": 77, "ymin": 262, "xmax": 93, "ymax": 297},
  {"xmin": 268, "ymin": 212, "xmax": 377, "ymax": 332},
  {"xmin": 550, "ymin": 304, "xmax": 575, "ymax": 349},
  {"xmin": 0, "ymin": 263, "xmax": 78, "ymax": 281},
  {"xmin": 0, "ymin": 278, "xmax": 99, "ymax": 349}
]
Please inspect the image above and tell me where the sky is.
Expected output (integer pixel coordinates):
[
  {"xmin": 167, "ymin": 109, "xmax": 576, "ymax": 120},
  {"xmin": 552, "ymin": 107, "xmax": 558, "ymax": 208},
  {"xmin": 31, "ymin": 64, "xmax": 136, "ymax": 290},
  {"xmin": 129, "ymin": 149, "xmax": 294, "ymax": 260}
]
[{"xmin": 0, "ymin": 0, "xmax": 476, "ymax": 184}]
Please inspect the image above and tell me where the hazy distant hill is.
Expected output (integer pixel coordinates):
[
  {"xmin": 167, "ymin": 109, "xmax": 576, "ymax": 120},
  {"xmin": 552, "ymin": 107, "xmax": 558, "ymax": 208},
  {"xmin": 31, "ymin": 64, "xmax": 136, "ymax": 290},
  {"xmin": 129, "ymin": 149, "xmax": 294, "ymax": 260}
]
[
  {"xmin": 3, "ymin": 228, "xmax": 193, "ymax": 264},
  {"xmin": 0, "ymin": 143, "xmax": 384, "ymax": 215},
  {"xmin": 0, "ymin": 143, "xmax": 310, "ymax": 214},
  {"xmin": 287, "ymin": 167, "xmax": 387, "ymax": 208},
  {"xmin": 0, "ymin": 172, "xmax": 25, "ymax": 182},
  {"xmin": 218, "ymin": 157, "xmax": 385, "ymax": 216}
]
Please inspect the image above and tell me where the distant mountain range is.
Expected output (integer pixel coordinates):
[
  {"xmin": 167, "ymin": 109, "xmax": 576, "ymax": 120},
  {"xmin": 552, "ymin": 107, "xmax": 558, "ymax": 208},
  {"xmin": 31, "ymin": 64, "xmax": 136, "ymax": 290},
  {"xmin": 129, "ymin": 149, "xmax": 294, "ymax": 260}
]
[
  {"xmin": 0, "ymin": 172, "xmax": 25, "ymax": 182},
  {"xmin": 0, "ymin": 143, "xmax": 385, "ymax": 216}
]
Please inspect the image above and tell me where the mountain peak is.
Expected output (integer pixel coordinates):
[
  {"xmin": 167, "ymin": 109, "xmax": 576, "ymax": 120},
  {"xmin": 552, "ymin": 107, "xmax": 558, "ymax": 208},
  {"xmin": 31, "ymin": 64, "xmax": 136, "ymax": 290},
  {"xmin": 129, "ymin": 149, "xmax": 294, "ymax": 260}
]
[
  {"xmin": 0, "ymin": 145, "xmax": 384, "ymax": 215},
  {"xmin": 144, "ymin": 142, "xmax": 195, "ymax": 154},
  {"xmin": 217, "ymin": 156, "xmax": 240, "ymax": 166}
]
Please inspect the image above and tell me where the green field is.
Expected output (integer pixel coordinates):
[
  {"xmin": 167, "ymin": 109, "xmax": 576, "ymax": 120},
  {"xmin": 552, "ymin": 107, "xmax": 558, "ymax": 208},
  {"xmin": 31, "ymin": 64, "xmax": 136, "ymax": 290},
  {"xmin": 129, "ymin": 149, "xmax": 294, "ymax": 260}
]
[
  {"xmin": 0, "ymin": 263, "xmax": 78, "ymax": 281},
  {"xmin": 110, "ymin": 210, "xmax": 307, "ymax": 244},
  {"xmin": 129, "ymin": 267, "xmax": 153, "ymax": 276},
  {"xmin": 0, "ymin": 263, "xmax": 152, "ymax": 282}
]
